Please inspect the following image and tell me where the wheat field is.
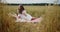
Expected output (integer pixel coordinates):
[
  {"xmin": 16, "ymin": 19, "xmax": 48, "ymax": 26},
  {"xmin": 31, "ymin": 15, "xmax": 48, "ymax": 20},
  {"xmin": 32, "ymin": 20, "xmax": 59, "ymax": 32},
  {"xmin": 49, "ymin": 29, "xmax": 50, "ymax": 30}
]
[{"xmin": 0, "ymin": 3, "xmax": 60, "ymax": 32}]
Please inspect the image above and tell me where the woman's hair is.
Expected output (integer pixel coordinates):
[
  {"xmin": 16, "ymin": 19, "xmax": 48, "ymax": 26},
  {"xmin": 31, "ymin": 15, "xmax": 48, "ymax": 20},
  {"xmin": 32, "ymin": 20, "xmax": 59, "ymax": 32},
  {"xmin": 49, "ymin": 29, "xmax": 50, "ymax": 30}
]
[{"xmin": 18, "ymin": 5, "xmax": 25, "ymax": 14}]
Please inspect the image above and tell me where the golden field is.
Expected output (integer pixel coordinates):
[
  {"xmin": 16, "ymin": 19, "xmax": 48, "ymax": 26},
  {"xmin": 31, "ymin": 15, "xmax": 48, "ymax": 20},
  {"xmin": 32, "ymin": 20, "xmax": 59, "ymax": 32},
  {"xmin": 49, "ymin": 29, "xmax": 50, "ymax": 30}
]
[{"xmin": 0, "ymin": 3, "xmax": 60, "ymax": 32}]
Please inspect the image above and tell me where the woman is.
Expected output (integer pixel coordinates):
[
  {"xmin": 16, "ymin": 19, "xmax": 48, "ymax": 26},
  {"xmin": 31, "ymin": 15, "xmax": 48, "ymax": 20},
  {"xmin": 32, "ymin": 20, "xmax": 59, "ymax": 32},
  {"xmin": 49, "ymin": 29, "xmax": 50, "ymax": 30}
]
[
  {"xmin": 9, "ymin": 5, "xmax": 42, "ymax": 22},
  {"xmin": 17, "ymin": 5, "xmax": 43, "ymax": 22},
  {"xmin": 16, "ymin": 5, "xmax": 32, "ymax": 22}
]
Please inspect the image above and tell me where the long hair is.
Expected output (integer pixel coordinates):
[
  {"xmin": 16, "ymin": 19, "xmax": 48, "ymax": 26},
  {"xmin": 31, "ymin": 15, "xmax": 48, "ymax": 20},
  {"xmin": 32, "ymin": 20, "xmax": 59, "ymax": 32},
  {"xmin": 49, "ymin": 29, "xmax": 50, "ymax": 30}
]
[{"xmin": 18, "ymin": 5, "xmax": 25, "ymax": 14}]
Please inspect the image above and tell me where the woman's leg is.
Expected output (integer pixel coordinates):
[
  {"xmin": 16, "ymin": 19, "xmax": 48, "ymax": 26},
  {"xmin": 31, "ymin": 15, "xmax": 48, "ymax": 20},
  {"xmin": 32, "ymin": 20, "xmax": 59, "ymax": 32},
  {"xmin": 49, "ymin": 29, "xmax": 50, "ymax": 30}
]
[{"xmin": 31, "ymin": 17, "xmax": 43, "ymax": 22}]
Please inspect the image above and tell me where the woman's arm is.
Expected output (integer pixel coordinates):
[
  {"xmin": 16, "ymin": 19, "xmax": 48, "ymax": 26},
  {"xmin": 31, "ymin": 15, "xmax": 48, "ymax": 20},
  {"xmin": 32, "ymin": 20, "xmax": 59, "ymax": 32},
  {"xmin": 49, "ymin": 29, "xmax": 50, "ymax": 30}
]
[{"xmin": 8, "ymin": 13, "xmax": 17, "ymax": 18}]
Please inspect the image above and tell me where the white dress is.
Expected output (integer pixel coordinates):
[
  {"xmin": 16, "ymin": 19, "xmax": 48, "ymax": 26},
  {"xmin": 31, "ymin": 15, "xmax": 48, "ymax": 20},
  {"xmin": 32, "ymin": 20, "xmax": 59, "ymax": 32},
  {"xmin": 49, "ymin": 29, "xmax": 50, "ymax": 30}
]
[{"xmin": 16, "ymin": 10, "xmax": 32, "ymax": 22}]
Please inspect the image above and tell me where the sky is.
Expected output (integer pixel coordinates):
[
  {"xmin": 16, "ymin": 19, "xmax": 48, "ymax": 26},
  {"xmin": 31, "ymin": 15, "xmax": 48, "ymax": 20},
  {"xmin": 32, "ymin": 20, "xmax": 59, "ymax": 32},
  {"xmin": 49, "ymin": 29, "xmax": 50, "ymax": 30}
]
[{"xmin": 1, "ymin": 0, "xmax": 60, "ymax": 4}]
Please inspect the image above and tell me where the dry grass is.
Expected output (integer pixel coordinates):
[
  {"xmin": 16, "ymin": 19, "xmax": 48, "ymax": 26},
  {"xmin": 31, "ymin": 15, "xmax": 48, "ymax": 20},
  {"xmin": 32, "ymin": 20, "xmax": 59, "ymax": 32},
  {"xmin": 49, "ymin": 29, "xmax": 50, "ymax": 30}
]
[{"xmin": 0, "ymin": 3, "xmax": 60, "ymax": 32}]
